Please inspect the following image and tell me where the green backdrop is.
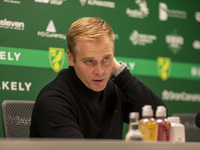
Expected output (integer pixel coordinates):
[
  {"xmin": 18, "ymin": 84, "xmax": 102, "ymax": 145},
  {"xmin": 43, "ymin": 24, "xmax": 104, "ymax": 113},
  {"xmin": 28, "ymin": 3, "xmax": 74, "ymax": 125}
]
[{"xmin": 0, "ymin": 0, "xmax": 200, "ymax": 138}]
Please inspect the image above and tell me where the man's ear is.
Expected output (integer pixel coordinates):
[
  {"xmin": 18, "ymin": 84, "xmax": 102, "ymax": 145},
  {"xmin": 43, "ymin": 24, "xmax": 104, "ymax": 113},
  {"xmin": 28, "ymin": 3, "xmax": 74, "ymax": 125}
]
[{"xmin": 67, "ymin": 50, "xmax": 74, "ymax": 66}]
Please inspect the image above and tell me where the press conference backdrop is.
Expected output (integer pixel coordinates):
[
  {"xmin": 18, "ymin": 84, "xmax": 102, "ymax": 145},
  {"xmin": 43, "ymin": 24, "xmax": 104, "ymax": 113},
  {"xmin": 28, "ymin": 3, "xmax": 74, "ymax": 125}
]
[{"xmin": 0, "ymin": 0, "xmax": 200, "ymax": 138}]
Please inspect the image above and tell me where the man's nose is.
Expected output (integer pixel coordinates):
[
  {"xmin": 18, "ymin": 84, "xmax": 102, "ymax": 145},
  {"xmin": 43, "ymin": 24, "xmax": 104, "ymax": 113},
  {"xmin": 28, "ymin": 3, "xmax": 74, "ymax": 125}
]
[{"xmin": 94, "ymin": 64, "xmax": 104, "ymax": 76}]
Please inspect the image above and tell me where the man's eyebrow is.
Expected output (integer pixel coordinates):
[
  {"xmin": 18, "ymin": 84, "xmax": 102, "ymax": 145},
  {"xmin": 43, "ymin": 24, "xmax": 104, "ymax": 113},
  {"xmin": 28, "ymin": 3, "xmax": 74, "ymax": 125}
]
[
  {"xmin": 104, "ymin": 54, "xmax": 113, "ymax": 57},
  {"xmin": 81, "ymin": 57, "xmax": 95, "ymax": 61},
  {"xmin": 81, "ymin": 54, "xmax": 113, "ymax": 61}
]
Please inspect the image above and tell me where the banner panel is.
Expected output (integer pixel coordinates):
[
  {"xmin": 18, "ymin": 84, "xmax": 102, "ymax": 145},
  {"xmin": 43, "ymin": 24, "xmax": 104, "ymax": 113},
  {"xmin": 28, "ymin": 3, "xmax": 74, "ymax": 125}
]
[{"xmin": 0, "ymin": 0, "xmax": 200, "ymax": 138}]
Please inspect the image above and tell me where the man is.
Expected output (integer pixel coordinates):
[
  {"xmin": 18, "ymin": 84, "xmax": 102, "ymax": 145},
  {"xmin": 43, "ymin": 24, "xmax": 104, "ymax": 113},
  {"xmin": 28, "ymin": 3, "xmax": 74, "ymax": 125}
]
[{"xmin": 30, "ymin": 17, "xmax": 167, "ymax": 139}]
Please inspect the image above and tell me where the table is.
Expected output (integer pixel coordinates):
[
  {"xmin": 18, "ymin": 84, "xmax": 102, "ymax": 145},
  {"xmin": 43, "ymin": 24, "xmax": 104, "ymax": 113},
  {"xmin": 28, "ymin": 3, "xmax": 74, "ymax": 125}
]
[{"xmin": 0, "ymin": 139, "xmax": 200, "ymax": 150}]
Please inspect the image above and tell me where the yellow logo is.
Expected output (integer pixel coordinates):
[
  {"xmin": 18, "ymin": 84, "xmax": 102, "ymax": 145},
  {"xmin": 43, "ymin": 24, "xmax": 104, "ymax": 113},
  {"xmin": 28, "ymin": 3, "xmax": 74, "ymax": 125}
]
[
  {"xmin": 157, "ymin": 57, "xmax": 171, "ymax": 81},
  {"xmin": 49, "ymin": 47, "xmax": 65, "ymax": 72}
]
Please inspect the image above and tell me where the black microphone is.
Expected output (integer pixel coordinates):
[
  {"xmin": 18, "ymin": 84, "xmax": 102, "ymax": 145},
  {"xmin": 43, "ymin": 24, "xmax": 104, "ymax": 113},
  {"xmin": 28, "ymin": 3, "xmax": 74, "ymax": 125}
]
[{"xmin": 195, "ymin": 112, "xmax": 200, "ymax": 128}]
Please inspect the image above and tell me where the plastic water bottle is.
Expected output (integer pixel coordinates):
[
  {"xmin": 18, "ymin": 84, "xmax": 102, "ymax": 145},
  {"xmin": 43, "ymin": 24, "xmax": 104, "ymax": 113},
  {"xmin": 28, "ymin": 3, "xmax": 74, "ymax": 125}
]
[
  {"xmin": 167, "ymin": 117, "xmax": 185, "ymax": 143},
  {"xmin": 139, "ymin": 105, "xmax": 157, "ymax": 141},
  {"xmin": 156, "ymin": 106, "xmax": 170, "ymax": 141},
  {"xmin": 125, "ymin": 112, "xmax": 143, "ymax": 141}
]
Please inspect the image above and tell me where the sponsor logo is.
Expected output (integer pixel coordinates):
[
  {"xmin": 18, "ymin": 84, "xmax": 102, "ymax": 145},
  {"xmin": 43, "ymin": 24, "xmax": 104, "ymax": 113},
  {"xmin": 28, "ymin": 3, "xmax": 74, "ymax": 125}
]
[
  {"xmin": 4, "ymin": 0, "xmax": 21, "ymax": 4},
  {"xmin": 129, "ymin": 30, "xmax": 157, "ymax": 46},
  {"xmin": 49, "ymin": 47, "xmax": 65, "ymax": 72},
  {"xmin": 159, "ymin": 3, "xmax": 187, "ymax": 21},
  {"xmin": 191, "ymin": 67, "xmax": 200, "ymax": 77},
  {"xmin": 165, "ymin": 30, "xmax": 184, "ymax": 54},
  {"xmin": 0, "ymin": 18, "xmax": 24, "ymax": 30},
  {"xmin": 195, "ymin": 11, "xmax": 200, "ymax": 22},
  {"xmin": 0, "ymin": 81, "xmax": 32, "ymax": 92},
  {"xmin": 162, "ymin": 89, "xmax": 200, "ymax": 102},
  {"xmin": 37, "ymin": 20, "xmax": 66, "ymax": 40},
  {"xmin": 80, "ymin": 0, "xmax": 87, "ymax": 6},
  {"xmin": 35, "ymin": 0, "xmax": 66, "ymax": 5},
  {"xmin": 126, "ymin": 0, "xmax": 149, "ymax": 19},
  {"xmin": 114, "ymin": 33, "xmax": 119, "ymax": 40},
  {"xmin": 0, "ymin": 51, "xmax": 21, "ymax": 61},
  {"xmin": 79, "ymin": 0, "xmax": 115, "ymax": 8},
  {"xmin": 193, "ymin": 40, "xmax": 200, "ymax": 50},
  {"xmin": 157, "ymin": 57, "xmax": 171, "ymax": 81},
  {"xmin": 46, "ymin": 20, "xmax": 56, "ymax": 32}
]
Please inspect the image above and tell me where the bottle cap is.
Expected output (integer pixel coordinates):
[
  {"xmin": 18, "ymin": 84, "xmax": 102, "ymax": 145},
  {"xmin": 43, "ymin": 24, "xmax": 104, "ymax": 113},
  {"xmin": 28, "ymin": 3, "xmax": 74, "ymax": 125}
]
[
  {"xmin": 142, "ymin": 105, "xmax": 153, "ymax": 117},
  {"xmin": 167, "ymin": 117, "xmax": 180, "ymax": 123},
  {"xmin": 156, "ymin": 106, "xmax": 167, "ymax": 117},
  {"xmin": 129, "ymin": 112, "xmax": 139, "ymax": 119}
]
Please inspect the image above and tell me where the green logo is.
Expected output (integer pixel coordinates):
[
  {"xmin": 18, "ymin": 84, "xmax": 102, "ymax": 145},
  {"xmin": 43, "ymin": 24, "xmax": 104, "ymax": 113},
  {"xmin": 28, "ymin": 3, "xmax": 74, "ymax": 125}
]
[
  {"xmin": 157, "ymin": 57, "xmax": 171, "ymax": 81},
  {"xmin": 49, "ymin": 47, "xmax": 65, "ymax": 72}
]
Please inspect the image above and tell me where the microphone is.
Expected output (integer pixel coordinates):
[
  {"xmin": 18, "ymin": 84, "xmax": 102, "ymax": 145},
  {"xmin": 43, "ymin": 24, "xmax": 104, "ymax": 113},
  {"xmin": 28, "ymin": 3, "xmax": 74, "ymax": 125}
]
[{"xmin": 195, "ymin": 112, "xmax": 200, "ymax": 128}]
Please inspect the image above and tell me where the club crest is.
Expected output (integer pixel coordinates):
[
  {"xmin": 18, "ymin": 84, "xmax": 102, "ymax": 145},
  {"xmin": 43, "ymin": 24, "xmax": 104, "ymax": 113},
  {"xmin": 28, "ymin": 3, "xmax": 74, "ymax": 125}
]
[
  {"xmin": 49, "ymin": 47, "xmax": 65, "ymax": 72},
  {"xmin": 157, "ymin": 57, "xmax": 171, "ymax": 81}
]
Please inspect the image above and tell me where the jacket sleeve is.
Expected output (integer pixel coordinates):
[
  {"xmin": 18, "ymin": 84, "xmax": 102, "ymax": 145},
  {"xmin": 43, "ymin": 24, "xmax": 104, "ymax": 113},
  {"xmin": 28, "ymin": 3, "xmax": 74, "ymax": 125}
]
[
  {"xmin": 113, "ymin": 68, "xmax": 167, "ymax": 123},
  {"xmin": 30, "ymin": 90, "xmax": 84, "ymax": 138}
]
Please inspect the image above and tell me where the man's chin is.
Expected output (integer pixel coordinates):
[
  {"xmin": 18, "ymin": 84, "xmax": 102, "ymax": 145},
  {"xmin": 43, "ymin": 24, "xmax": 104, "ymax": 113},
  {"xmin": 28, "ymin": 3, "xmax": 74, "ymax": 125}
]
[{"xmin": 91, "ymin": 85, "xmax": 106, "ymax": 92}]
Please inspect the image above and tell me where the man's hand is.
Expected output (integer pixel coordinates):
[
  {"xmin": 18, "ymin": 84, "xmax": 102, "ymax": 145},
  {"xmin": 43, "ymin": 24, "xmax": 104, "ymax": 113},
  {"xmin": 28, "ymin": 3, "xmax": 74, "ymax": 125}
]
[{"xmin": 111, "ymin": 58, "xmax": 121, "ymax": 76}]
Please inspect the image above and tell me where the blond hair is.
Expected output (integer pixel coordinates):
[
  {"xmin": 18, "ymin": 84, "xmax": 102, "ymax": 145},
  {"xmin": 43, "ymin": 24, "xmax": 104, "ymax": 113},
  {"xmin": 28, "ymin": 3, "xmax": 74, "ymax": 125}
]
[{"xmin": 66, "ymin": 17, "xmax": 115, "ymax": 57}]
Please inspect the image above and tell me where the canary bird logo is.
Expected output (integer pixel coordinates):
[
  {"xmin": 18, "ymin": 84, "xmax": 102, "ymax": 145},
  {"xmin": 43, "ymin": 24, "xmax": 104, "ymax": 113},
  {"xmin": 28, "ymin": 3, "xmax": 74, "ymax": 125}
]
[
  {"xmin": 157, "ymin": 57, "xmax": 171, "ymax": 81},
  {"xmin": 49, "ymin": 47, "xmax": 65, "ymax": 72}
]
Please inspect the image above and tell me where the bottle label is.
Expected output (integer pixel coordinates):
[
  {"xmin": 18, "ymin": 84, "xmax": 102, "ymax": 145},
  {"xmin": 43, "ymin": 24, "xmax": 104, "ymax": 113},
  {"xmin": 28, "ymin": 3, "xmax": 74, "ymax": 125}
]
[
  {"xmin": 139, "ymin": 119, "xmax": 157, "ymax": 141},
  {"xmin": 157, "ymin": 120, "xmax": 170, "ymax": 141}
]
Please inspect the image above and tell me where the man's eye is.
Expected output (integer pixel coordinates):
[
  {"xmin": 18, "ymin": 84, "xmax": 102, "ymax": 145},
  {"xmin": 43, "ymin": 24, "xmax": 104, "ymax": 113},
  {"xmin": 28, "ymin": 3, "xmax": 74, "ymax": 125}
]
[
  {"xmin": 86, "ymin": 60, "xmax": 93, "ymax": 64},
  {"xmin": 104, "ymin": 57, "xmax": 110, "ymax": 62}
]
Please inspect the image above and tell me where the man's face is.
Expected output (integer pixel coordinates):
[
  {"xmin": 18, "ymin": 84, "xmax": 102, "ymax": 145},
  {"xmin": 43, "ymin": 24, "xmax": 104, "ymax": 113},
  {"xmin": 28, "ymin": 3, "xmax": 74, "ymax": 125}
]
[{"xmin": 68, "ymin": 36, "xmax": 114, "ymax": 92}]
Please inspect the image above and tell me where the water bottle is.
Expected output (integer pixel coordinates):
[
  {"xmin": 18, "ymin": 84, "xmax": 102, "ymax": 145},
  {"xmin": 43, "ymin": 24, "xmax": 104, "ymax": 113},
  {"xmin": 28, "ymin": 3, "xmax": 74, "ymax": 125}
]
[{"xmin": 125, "ymin": 112, "xmax": 143, "ymax": 141}]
